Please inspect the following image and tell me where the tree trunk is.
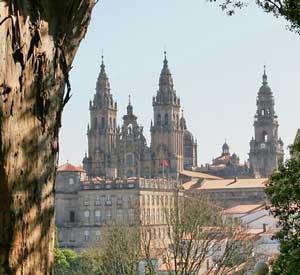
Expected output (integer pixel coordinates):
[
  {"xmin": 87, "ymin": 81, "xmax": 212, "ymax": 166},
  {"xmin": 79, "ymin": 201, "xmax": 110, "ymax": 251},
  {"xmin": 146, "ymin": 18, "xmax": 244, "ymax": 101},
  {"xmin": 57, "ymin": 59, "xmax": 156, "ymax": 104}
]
[{"xmin": 0, "ymin": 1, "xmax": 95, "ymax": 274}]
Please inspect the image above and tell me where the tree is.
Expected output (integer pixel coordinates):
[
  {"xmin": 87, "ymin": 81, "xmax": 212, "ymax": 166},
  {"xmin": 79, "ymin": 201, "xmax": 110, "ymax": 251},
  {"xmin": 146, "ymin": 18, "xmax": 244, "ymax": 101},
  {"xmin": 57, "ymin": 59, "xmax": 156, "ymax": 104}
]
[
  {"xmin": 0, "ymin": 1, "xmax": 95, "ymax": 274},
  {"xmin": 162, "ymin": 194, "xmax": 255, "ymax": 275},
  {"xmin": 211, "ymin": 0, "xmax": 300, "ymax": 34},
  {"xmin": 54, "ymin": 247, "xmax": 78, "ymax": 275},
  {"xmin": 80, "ymin": 224, "xmax": 140, "ymax": 275},
  {"xmin": 265, "ymin": 137, "xmax": 300, "ymax": 275}
]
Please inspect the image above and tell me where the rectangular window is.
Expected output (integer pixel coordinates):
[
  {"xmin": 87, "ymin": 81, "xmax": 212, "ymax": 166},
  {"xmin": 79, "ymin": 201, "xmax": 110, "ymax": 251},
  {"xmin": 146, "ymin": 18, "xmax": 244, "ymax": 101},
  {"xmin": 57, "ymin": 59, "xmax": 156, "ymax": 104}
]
[
  {"xmin": 84, "ymin": 230, "xmax": 89, "ymax": 241},
  {"xmin": 96, "ymin": 230, "xmax": 100, "ymax": 241},
  {"xmin": 95, "ymin": 210, "xmax": 101, "ymax": 223},
  {"xmin": 69, "ymin": 211, "xmax": 75, "ymax": 223},
  {"xmin": 84, "ymin": 196, "xmax": 89, "ymax": 206},
  {"xmin": 117, "ymin": 209, "xmax": 123, "ymax": 221},
  {"xmin": 95, "ymin": 196, "xmax": 101, "ymax": 205},
  {"xmin": 128, "ymin": 209, "xmax": 135, "ymax": 223},
  {"xmin": 106, "ymin": 195, "xmax": 112, "ymax": 206},
  {"xmin": 106, "ymin": 209, "xmax": 112, "ymax": 220}
]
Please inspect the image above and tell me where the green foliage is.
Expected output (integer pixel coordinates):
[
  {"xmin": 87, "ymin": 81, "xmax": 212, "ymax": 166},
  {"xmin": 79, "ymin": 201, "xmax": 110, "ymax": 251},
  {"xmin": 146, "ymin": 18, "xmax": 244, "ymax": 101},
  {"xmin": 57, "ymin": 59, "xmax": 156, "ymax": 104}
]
[
  {"xmin": 54, "ymin": 247, "xmax": 79, "ymax": 274},
  {"xmin": 211, "ymin": 0, "xmax": 300, "ymax": 34},
  {"xmin": 266, "ymin": 139, "xmax": 300, "ymax": 275}
]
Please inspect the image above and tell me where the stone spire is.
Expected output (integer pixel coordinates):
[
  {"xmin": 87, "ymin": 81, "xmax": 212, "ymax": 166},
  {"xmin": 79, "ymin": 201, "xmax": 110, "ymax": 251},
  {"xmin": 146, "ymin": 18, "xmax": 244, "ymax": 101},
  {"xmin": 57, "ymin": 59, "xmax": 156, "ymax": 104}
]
[
  {"xmin": 96, "ymin": 54, "xmax": 110, "ymax": 95},
  {"xmin": 262, "ymin": 65, "xmax": 268, "ymax": 86},
  {"xmin": 180, "ymin": 108, "xmax": 187, "ymax": 130},
  {"xmin": 159, "ymin": 51, "xmax": 174, "ymax": 90},
  {"xmin": 127, "ymin": 94, "xmax": 133, "ymax": 115}
]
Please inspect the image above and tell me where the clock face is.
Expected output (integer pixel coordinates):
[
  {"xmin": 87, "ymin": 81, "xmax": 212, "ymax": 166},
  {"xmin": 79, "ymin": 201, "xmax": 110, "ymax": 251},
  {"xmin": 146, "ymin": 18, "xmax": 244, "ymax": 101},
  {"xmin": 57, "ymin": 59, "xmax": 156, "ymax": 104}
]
[{"xmin": 260, "ymin": 143, "xmax": 266, "ymax": 149}]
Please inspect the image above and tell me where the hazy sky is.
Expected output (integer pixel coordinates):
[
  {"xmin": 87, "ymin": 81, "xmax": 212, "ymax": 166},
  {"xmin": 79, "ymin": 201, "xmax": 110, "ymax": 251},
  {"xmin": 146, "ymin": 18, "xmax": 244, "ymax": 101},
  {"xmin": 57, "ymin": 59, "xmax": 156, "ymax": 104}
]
[{"xmin": 59, "ymin": 0, "xmax": 300, "ymax": 166}]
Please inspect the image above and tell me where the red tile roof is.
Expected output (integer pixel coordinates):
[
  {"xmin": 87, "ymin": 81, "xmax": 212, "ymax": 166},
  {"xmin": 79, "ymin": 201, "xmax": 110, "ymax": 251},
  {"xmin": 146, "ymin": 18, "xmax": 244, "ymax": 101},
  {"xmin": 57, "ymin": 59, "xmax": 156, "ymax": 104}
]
[
  {"xmin": 57, "ymin": 162, "xmax": 86, "ymax": 173},
  {"xmin": 180, "ymin": 170, "xmax": 222, "ymax": 180}
]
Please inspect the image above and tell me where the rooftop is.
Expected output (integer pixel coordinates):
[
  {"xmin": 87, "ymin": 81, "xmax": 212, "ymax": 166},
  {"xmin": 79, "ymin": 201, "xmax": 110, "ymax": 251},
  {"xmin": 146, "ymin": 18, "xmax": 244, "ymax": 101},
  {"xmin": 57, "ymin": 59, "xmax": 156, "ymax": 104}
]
[
  {"xmin": 57, "ymin": 162, "xmax": 86, "ymax": 173},
  {"xmin": 184, "ymin": 178, "xmax": 267, "ymax": 191},
  {"xmin": 180, "ymin": 170, "xmax": 222, "ymax": 180},
  {"xmin": 223, "ymin": 204, "xmax": 265, "ymax": 214}
]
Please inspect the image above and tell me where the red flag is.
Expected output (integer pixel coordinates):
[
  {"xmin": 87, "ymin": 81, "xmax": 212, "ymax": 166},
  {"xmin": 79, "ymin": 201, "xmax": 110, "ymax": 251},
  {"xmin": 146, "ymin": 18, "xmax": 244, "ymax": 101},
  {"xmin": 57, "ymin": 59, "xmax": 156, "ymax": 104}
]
[{"xmin": 162, "ymin": 160, "xmax": 169, "ymax": 168}]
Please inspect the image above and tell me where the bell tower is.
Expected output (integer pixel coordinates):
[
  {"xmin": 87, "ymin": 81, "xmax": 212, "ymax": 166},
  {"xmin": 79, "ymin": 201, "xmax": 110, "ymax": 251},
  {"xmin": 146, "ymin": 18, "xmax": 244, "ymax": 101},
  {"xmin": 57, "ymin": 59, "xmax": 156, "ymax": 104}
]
[
  {"xmin": 83, "ymin": 56, "xmax": 118, "ymax": 178},
  {"xmin": 249, "ymin": 66, "xmax": 284, "ymax": 178},
  {"xmin": 150, "ymin": 52, "xmax": 184, "ymax": 178}
]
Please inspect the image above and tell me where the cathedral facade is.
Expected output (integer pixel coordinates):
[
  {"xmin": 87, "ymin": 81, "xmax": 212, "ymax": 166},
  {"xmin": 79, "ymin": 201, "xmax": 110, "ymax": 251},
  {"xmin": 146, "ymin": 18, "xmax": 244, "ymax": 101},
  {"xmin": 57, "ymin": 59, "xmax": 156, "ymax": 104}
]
[{"xmin": 83, "ymin": 53, "xmax": 197, "ymax": 179}]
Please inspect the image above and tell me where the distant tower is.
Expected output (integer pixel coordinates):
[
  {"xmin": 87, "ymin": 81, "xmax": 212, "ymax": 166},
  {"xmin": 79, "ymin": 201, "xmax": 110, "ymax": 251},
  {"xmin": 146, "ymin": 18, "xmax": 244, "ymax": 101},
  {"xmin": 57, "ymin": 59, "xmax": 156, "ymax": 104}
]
[
  {"xmin": 83, "ymin": 56, "xmax": 118, "ymax": 177},
  {"xmin": 222, "ymin": 140, "xmax": 230, "ymax": 156},
  {"xmin": 151, "ymin": 52, "xmax": 184, "ymax": 178},
  {"xmin": 117, "ymin": 96, "xmax": 151, "ymax": 178},
  {"xmin": 249, "ymin": 66, "xmax": 284, "ymax": 178}
]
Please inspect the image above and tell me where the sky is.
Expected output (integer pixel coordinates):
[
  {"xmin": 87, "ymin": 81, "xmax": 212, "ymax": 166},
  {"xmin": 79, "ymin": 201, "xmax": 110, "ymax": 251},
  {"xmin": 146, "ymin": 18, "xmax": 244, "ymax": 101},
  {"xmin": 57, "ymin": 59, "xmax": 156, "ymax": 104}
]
[{"xmin": 59, "ymin": 0, "xmax": 300, "ymax": 166}]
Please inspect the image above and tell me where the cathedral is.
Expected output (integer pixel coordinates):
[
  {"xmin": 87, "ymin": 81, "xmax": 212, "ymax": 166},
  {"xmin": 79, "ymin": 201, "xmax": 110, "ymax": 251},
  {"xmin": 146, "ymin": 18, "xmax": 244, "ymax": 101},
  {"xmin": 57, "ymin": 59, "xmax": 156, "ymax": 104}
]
[
  {"xmin": 82, "ymin": 52, "xmax": 284, "ymax": 180},
  {"xmin": 83, "ymin": 52, "xmax": 197, "ymax": 179}
]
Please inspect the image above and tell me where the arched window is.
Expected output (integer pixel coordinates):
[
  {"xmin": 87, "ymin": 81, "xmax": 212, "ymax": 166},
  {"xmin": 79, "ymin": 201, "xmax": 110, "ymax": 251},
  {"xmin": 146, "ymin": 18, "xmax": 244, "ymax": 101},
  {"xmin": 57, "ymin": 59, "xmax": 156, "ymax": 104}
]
[
  {"xmin": 93, "ymin": 117, "xmax": 97, "ymax": 128},
  {"xmin": 262, "ymin": 131, "xmax": 268, "ymax": 142},
  {"xmin": 101, "ymin": 117, "xmax": 105, "ymax": 129},
  {"xmin": 109, "ymin": 117, "xmax": 112, "ymax": 129},
  {"xmin": 164, "ymin": 113, "xmax": 169, "ymax": 125},
  {"xmin": 113, "ymin": 118, "xmax": 116, "ymax": 129},
  {"xmin": 176, "ymin": 114, "xmax": 179, "ymax": 129},
  {"xmin": 126, "ymin": 154, "xmax": 134, "ymax": 166},
  {"xmin": 157, "ymin": 114, "xmax": 161, "ymax": 126},
  {"xmin": 261, "ymin": 109, "xmax": 265, "ymax": 116}
]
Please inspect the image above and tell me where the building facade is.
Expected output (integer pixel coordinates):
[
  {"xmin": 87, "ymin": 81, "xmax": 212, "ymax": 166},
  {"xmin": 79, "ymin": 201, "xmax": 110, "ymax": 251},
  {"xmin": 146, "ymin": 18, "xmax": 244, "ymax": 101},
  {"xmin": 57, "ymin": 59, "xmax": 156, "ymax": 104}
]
[
  {"xmin": 56, "ymin": 163, "xmax": 179, "ymax": 250},
  {"xmin": 83, "ymin": 53, "xmax": 198, "ymax": 179},
  {"xmin": 249, "ymin": 67, "xmax": 284, "ymax": 178}
]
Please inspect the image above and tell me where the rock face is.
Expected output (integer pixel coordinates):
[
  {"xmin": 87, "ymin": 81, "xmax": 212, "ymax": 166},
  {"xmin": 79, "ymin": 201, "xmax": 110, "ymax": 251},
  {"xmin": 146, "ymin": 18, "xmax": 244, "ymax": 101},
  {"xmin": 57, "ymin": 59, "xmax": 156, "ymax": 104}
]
[{"xmin": 0, "ymin": 1, "xmax": 95, "ymax": 274}]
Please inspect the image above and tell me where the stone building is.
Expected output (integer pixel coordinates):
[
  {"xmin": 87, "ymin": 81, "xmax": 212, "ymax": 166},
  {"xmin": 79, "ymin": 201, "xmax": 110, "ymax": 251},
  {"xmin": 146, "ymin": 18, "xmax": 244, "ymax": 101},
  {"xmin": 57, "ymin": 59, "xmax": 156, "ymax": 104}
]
[
  {"xmin": 249, "ymin": 67, "xmax": 284, "ymax": 178},
  {"xmin": 83, "ymin": 53, "xmax": 198, "ymax": 179},
  {"xmin": 197, "ymin": 141, "xmax": 250, "ymax": 179},
  {"xmin": 56, "ymin": 162, "xmax": 180, "ymax": 250}
]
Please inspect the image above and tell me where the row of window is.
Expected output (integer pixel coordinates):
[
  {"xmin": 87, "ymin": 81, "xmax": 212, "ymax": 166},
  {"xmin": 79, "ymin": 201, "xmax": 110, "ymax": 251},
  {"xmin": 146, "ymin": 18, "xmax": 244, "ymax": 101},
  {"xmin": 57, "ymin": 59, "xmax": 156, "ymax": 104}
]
[
  {"xmin": 93, "ymin": 116, "xmax": 116, "ymax": 130},
  {"xmin": 142, "ymin": 208, "xmax": 171, "ymax": 225},
  {"xmin": 82, "ymin": 194, "xmax": 136, "ymax": 206},
  {"xmin": 156, "ymin": 113, "xmax": 179, "ymax": 127},
  {"xmin": 141, "ymin": 194, "xmax": 174, "ymax": 207},
  {"xmin": 80, "ymin": 208, "xmax": 135, "ymax": 224}
]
